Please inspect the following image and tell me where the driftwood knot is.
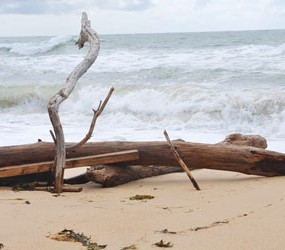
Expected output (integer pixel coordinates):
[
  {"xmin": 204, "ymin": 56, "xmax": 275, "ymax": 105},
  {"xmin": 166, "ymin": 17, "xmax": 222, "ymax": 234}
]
[{"xmin": 218, "ymin": 133, "xmax": 267, "ymax": 149}]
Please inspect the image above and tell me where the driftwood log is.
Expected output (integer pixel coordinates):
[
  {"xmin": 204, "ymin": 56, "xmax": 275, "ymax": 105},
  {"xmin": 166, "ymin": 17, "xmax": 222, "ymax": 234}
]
[
  {"xmin": 79, "ymin": 133, "xmax": 269, "ymax": 187},
  {"xmin": 2, "ymin": 133, "xmax": 285, "ymax": 188}
]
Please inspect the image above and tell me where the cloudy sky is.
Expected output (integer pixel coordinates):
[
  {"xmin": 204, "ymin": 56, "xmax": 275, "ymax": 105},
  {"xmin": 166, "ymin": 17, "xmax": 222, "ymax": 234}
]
[{"xmin": 0, "ymin": 0, "xmax": 285, "ymax": 36}]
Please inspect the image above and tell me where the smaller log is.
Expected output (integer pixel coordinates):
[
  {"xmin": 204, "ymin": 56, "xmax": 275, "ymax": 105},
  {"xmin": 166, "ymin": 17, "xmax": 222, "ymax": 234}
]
[
  {"xmin": 86, "ymin": 165, "xmax": 183, "ymax": 187},
  {"xmin": 0, "ymin": 150, "xmax": 139, "ymax": 178}
]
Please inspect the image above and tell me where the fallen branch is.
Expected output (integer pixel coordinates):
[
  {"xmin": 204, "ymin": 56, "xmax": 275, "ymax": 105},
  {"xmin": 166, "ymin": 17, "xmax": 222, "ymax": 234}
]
[{"xmin": 164, "ymin": 130, "xmax": 200, "ymax": 190}]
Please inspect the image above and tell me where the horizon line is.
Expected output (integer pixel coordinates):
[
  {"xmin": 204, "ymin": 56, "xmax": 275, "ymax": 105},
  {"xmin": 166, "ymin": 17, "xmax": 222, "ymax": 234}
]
[{"xmin": 1, "ymin": 27, "xmax": 284, "ymax": 38}]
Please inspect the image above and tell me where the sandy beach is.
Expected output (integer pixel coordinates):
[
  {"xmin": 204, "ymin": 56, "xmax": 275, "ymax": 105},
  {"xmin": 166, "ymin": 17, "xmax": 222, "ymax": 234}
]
[
  {"xmin": 1, "ymin": 2, "xmax": 285, "ymax": 250},
  {"xmin": 1, "ymin": 169, "xmax": 285, "ymax": 250}
]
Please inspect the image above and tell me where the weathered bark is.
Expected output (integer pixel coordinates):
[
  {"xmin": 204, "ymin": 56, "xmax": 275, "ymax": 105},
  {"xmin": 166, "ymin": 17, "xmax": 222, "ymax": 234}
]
[
  {"xmin": 85, "ymin": 165, "xmax": 184, "ymax": 187},
  {"xmin": 47, "ymin": 12, "xmax": 100, "ymax": 193},
  {"xmin": 0, "ymin": 135, "xmax": 284, "ymax": 178}
]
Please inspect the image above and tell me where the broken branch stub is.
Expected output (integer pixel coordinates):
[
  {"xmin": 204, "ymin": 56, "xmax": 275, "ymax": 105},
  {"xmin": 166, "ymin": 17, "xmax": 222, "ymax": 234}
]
[{"xmin": 47, "ymin": 12, "xmax": 100, "ymax": 193}]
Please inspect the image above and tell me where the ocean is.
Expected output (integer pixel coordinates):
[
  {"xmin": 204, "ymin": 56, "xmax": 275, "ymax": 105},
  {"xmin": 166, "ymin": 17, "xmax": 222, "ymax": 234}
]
[{"xmin": 1, "ymin": 30, "xmax": 285, "ymax": 152}]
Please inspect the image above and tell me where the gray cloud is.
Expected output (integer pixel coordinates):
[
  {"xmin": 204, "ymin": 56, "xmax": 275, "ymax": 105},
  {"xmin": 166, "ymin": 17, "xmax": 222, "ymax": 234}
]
[
  {"xmin": 195, "ymin": 0, "xmax": 211, "ymax": 9},
  {"xmin": 0, "ymin": 0, "xmax": 154, "ymax": 14},
  {"xmin": 270, "ymin": 0, "xmax": 285, "ymax": 5},
  {"xmin": 1, "ymin": 0, "xmax": 284, "ymax": 36},
  {"xmin": 0, "ymin": 0, "xmax": 49, "ymax": 14},
  {"xmin": 94, "ymin": 0, "xmax": 153, "ymax": 11}
]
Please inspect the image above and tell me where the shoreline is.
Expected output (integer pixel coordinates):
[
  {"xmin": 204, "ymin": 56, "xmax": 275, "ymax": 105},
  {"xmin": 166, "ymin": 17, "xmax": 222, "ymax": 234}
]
[{"xmin": 1, "ymin": 169, "xmax": 285, "ymax": 249}]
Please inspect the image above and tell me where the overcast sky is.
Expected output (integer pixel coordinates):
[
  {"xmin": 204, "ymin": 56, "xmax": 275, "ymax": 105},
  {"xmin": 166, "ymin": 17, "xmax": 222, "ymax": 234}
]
[{"xmin": 0, "ymin": 0, "xmax": 285, "ymax": 36}]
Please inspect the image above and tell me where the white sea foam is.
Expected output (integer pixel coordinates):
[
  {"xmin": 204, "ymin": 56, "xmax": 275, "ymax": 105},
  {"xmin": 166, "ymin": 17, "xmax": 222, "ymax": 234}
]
[
  {"xmin": 1, "ymin": 81, "xmax": 285, "ymax": 139},
  {"xmin": 1, "ymin": 30, "xmax": 285, "ymax": 147}
]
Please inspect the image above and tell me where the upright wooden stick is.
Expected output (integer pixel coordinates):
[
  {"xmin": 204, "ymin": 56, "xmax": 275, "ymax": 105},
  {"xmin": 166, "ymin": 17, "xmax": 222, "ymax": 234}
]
[
  {"xmin": 47, "ymin": 12, "xmax": 100, "ymax": 193},
  {"xmin": 163, "ymin": 130, "xmax": 200, "ymax": 190}
]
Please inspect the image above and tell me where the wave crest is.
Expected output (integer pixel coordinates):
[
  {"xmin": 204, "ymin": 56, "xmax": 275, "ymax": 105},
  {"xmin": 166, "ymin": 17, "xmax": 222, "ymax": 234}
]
[{"xmin": 0, "ymin": 36, "xmax": 75, "ymax": 56}]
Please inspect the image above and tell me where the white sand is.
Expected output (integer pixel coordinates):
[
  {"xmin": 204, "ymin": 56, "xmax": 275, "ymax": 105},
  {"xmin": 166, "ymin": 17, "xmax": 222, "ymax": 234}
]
[{"xmin": 1, "ymin": 169, "xmax": 285, "ymax": 250}]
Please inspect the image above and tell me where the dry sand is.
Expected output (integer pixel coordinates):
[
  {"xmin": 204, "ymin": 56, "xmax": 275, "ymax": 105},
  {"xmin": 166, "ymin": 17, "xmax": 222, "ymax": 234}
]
[{"xmin": 1, "ymin": 169, "xmax": 285, "ymax": 250}]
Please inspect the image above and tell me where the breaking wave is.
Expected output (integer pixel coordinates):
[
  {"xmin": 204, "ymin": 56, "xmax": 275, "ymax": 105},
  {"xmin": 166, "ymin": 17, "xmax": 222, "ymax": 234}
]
[
  {"xmin": 2, "ymin": 82, "xmax": 285, "ymax": 137},
  {"xmin": 0, "ymin": 35, "xmax": 75, "ymax": 56}
]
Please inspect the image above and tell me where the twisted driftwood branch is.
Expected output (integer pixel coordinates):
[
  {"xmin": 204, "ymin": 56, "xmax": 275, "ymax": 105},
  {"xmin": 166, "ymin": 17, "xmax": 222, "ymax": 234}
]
[{"xmin": 47, "ymin": 12, "xmax": 100, "ymax": 193}]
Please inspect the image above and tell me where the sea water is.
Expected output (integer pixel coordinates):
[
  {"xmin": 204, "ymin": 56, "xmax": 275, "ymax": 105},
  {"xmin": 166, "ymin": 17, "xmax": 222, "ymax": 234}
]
[{"xmin": 1, "ymin": 30, "xmax": 285, "ymax": 152}]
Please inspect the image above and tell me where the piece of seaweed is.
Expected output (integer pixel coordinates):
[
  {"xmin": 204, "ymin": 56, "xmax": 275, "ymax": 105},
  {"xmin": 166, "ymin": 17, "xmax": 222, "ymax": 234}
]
[
  {"xmin": 129, "ymin": 195, "xmax": 154, "ymax": 201},
  {"xmin": 192, "ymin": 220, "xmax": 229, "ymax": 231},
  {"xmin": 50, "ymin": 229, "xmax": 107, "ymax": 250},
  {"xmin": 154, "ymin": 240, "xmax": 173, "ymax": 248},
  {"xmin": 12, "ymin": 182, "xmax": 36, "ymax": 191},
  {"xmin": 121, "ymin": 244, "xmax": 137, "ymax": 250},
  {"xmin": 159, "ymin": 229, "xmax": 177, "ymax": 234}
]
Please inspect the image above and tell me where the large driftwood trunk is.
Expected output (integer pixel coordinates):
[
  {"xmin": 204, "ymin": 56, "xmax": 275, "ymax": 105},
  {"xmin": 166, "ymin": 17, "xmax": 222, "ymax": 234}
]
[{"xmin": 0, "ymin": 138, "xmax": 285, "ymax": 177}]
